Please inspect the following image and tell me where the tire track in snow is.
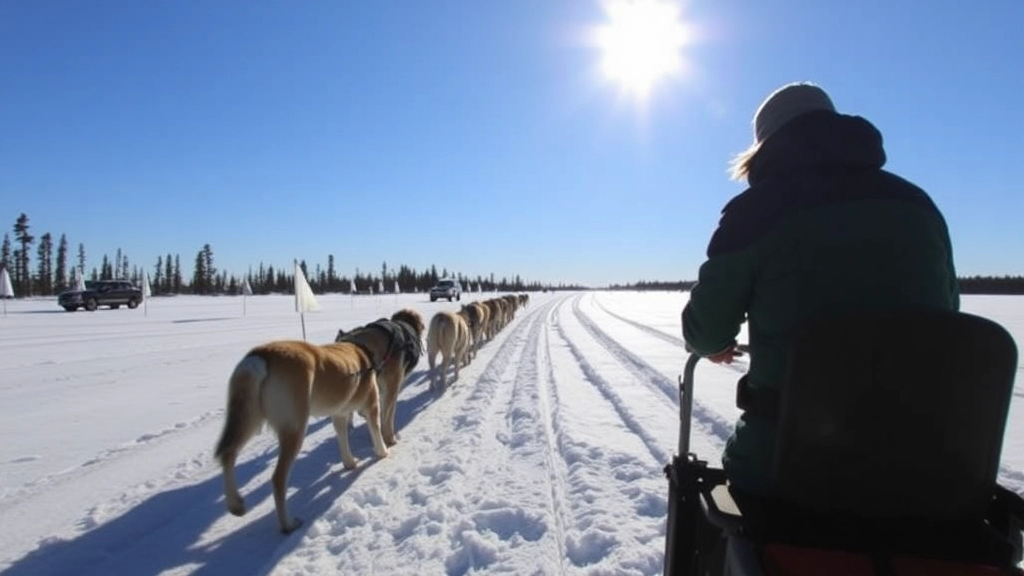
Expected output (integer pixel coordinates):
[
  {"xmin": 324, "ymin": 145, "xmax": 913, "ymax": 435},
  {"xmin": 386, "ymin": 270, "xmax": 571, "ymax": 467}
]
[{"xmin": 572, "ymin": 294, "xmax": 735, "ymax": 447}]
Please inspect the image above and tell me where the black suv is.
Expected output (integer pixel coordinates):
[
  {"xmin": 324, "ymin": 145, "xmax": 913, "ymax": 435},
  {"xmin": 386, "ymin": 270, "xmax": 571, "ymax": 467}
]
[{"xmin": 58, "ymin": 280, "xmax": 143, "ymax": 312}]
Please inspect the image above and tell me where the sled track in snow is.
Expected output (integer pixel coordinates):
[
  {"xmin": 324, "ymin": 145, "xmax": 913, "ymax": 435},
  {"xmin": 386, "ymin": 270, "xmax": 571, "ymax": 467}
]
[
  {"xmin": 448, "ymin": 296, "xmax": 561, "ymax": 439},
  {"xmin": 591, "ymin": 295, "xmax": 747, "ymax": 375},
  {"xmin": 438, "ymin": 296, "xmax": 566, "ymax": 575},
  {"xmin": 543, "ymin": 298, "xmax": 666, "ymax": 572},
  {"xmin": 504, "ymin": 298, "xmax": 570, "ymax": 574},
  {"xmin": 552, "ymin": 296, "xmax": 670, "ymax": 466},
  {"xmin": 572, "ymin": 294, "xmax": 735, "ymax": 447},
  {"xmin": 591, "ymin": 296, "xmax": 685, "ymax": 349}
]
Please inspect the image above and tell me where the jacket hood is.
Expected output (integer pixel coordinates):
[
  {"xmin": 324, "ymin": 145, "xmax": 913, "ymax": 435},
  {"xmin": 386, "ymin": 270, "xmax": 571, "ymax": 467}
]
[{"xmin": 748, "ymin": 111, "xmax": 886, "ymax": 184}]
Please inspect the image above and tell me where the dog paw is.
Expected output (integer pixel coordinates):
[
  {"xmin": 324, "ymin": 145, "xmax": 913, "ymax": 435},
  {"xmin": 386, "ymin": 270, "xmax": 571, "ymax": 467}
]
[
  {"xmin": 342, "ymin": 459, "xmax": 359, "ymax": 470},
  {"xmin": 227, "ymin": 497, "xmax": 246, "ymax": 517},
  {"xmin": 374, "ymin": 447, "xmax": 390, "ymax": 459},
  {"xmin": 281, "ymin": 517, "xmax": 303, "ymax": 534}
]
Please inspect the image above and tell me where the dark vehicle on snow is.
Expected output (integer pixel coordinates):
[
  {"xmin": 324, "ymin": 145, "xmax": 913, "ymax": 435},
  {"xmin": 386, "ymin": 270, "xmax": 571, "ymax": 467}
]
[
  {"xmin": 58, "ymin": 279, "xmax": 143, "ymax": 312},
  {"xmin": 429, "ymin": 279, "xmax": 462, "ymax": 302}
]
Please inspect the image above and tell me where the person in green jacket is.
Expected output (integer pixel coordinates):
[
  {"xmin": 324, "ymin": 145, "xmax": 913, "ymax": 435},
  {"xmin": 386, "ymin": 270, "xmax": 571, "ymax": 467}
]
[{"xmin": 681, "ymin": 82, "xmax": 959, "ymax": 503}]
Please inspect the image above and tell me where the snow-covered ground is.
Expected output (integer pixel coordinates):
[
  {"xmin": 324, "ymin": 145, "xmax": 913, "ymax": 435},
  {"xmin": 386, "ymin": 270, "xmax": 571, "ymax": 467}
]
[{"xmin": 0, "ymin": 291, "xmax": 1021, "ymax": 575}]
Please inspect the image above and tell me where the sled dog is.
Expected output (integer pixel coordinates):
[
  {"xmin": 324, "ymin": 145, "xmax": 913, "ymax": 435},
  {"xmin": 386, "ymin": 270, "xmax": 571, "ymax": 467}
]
[
  {"xmin": 214, "ymin": 338, "xmax": 388, "ymax": 533},
  {"xmin": 426, "ymin": 310, "xmax": 470, "ymax": 391},
  {"xmin": 335, "ymin": 308, "xmax": 425, "ymax": 447}
]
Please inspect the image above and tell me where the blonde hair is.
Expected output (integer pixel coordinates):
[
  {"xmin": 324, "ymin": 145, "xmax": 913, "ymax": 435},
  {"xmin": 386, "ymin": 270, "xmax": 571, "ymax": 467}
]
[{"xmin": 728, "ymin": 143, "xmax": 759, "ymax": 182}]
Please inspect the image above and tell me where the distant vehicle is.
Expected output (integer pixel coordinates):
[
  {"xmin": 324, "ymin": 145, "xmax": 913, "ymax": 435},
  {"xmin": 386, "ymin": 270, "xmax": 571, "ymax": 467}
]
[
  {"xmin": 58, "ymin": 279, "xmax": 143, "ymax": 312},
  {"xmin": 429, "ymin": 279, "xmax": 462, "ymax": 302}
]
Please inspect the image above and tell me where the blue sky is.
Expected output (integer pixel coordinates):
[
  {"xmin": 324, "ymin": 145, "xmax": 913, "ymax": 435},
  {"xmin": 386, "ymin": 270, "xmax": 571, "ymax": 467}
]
[{"xmin": 1, "ymin": 0, "xmax": 1021, "ymax": 287}]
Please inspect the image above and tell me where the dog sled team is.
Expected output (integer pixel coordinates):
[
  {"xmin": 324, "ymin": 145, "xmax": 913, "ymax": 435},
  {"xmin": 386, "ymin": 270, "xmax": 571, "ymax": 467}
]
[
  {"xmin": 214, "ymin": 293, "xmax": 529, "ymax": 533},
  {"xmin": 426, "ymin": 293, "xmax": 528, "ymax": 392}
]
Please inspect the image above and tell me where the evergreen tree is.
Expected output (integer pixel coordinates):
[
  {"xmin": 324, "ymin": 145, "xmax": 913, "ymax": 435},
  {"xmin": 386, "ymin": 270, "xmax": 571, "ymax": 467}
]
[
  {"xmin": 55, "ymin": 234, "xmax": 68, "ymax": 291},
  {"xmin": 100, "ymin": 254, "xmax": 113, "ymax": 279},
  {"xmin": 192, "ymin": 249, "xmax": 207, "ymax": 294},
  {"xmin": 77, "ymin": 243, "xmax": 86, "ymax": 276},
  {"xmin": 13, "ymin": 213, "xmax": 33, "ymax": 295},
  {"xmin": 153, "ymin": 256, "xmax": 163, "ymax": 295},
  {"xmin": 327, "ymin": 255, "xmax": 337, "ymax": 292},
  {"xmin": 173, "ymin": 254, "xmax": 182, "ymax": 293},
  {"xmin": 202, "ymin": 244, "xmax": 215, "ymax": 292},
  {"xmin": 164, "ymin": 253, "xmax": 173, "ymax": 293},
  {"xmin": 1, "ymin": 233, "xmax": 10, "ymax": 273},
  {"xmin": 35, "ymin": 233, "xmax": 53, "ymax": 294}
]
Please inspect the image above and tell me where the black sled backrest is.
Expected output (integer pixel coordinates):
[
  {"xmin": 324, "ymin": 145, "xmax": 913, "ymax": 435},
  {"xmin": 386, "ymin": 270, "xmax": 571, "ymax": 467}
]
[{"xmin": 773, "ymin": 309, "xmax": 1017, "ymax": 520}]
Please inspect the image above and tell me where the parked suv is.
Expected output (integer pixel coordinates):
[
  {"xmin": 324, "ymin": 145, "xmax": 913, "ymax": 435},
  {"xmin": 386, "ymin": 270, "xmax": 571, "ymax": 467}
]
[
  {"xmin": 58, "ymin": 280, "xmax": 143, "ymax": 312},
  {"xmin": 429, "ymin": 279, "xmax": 462, "ymax": 302}
]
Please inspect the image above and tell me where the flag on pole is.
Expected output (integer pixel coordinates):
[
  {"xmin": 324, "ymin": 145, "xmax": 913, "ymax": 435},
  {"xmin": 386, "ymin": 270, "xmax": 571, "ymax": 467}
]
[
  {"xmin": 294, "ymin": 261, "xmax": 320, "ymax": 313},
  {"xmin": 350, "ymin": 279, "xmax": 356, "ymax": 294},
  {"xmin": 242, "ymin": 278, "xmax": 253, "ymax": 317},
  {"xmin": 0, "ymin": 267, "xmax": 13, "ymax": 316},
  {"xmin": 377, "ymin": 280, "xmax": 384, "ymax": 294},
  {"xmin": 142, "ymin": 273, "xmax": 152, "ymax": 316},
  {"xmin": 394, "ymin": 280, "xmax": 400, "ymax": 294},
  {"xmin": 74, "ymin": 268, "xmax": 86, "ymax": 292},
  {"xmin": 295, "ymin": 261, "xmax": 319, "ymax": 341}
]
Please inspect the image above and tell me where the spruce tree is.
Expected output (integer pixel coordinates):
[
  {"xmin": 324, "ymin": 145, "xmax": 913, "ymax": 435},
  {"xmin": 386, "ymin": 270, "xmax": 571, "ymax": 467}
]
[
  {"xmin": 55, "ymin": 234, "xmax": 68, "ymax": 291},
  {"xmin": 13, "ymin": 213, "xmax": 33, "ymax": 295}
]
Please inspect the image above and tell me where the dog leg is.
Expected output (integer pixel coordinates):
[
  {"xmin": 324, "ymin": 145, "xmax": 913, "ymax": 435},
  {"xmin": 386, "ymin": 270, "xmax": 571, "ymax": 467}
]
[
  {"xmin": 427, "ymin": 351, "xmax": 437, "ymax": 391},
  {"xmin": 221, "ymin": 450, "xmax": 246, "ymax": 517},
  {"xmin": 332, "ymin": 413, "xmax": 359, "ymax": 470},
  {"xmin": 439, "ymin": 352, "xmax": 450, "ymax": 391},
  {"xmin": 381, "ymin": 375, "xmax": 399, "ymax": 447},
  {"xmin": 364, "ymin": 378, "xmax": 390, "ymax": 459},
  {"xmin": 272, "ymin": 426, "xmax": 305, "ymax": 534}
]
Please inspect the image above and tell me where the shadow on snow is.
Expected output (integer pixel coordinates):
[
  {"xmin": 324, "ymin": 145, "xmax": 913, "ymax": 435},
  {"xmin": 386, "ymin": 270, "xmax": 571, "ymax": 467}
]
[{"xmin": 2, "ymin": 371, "xmax": 437, "ymax": 576}]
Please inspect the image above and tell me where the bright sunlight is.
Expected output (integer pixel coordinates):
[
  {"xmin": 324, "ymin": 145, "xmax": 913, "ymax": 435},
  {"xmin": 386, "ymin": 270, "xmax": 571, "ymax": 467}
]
[{"xmin": 594, "ymin": 0, "xmax": 693, "ymax": 100}]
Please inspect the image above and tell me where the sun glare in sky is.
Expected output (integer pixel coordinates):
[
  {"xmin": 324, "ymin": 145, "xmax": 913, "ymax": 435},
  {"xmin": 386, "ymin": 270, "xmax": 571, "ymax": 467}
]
[{"xmin": 593, "ymin": 0, "xmax": 693, "ymax": 100}]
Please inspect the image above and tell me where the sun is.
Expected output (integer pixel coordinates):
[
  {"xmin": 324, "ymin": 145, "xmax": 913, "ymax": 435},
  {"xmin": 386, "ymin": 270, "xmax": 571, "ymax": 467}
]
[{"xmin": 594, "ymin": 0, "xmax": 693, "ymax": 99}]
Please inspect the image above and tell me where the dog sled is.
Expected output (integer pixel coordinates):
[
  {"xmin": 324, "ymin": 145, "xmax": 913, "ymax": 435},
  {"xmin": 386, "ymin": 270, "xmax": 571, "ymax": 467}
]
[{"xmin": 664, "ymin": 309, "xmax": 1024, "ymax": 576}]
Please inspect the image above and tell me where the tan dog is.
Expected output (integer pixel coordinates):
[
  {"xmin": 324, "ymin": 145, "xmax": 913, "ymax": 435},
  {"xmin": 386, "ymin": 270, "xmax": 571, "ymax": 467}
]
[
  {"xmin": 214, "ymin": 338, "xmax": 388, "ymax": 534},
  {"xmin": 334, "ymin": 308, "xmax": 425, "ymax": 448},
  {"xmin": 426, "ymin": 310, "xmax": 470, "ymax": 392},
  {"xmin": 460, "ymin": 302, "xmax": 487, "ymax": 361}
]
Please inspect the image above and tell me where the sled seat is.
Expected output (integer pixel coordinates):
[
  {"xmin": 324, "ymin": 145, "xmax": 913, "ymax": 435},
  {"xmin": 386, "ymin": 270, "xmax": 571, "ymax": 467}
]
[
  {"xmin": 773, "ymin": 308, "xmax": 1018, "ymax": 523},
  {"xmin": 691, "ymin": 309, "xmax": 1024, "ymax": 575}
]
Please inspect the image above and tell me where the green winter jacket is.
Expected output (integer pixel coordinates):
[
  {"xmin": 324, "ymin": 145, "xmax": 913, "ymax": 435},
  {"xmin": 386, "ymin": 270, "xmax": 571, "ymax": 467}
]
[{"xmin": 682, "ymin": 110, "xmax": 959, "ymax": 496}]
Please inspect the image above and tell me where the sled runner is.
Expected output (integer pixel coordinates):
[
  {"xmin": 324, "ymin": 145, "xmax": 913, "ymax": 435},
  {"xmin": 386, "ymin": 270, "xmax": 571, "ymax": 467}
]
[{"xmin": 664, "ymin": 309, "xmax": 1024, "ymax": 576}]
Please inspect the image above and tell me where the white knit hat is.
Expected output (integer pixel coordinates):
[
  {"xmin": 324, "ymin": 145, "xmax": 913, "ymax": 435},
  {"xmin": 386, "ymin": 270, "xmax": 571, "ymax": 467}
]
[
  {"xmin": 753, "ymin": 82, "xmax": 835, "ymax": 145},
  {"xmin": 729, "ymin": 82, "xmax": 835, "ymax": 180}
]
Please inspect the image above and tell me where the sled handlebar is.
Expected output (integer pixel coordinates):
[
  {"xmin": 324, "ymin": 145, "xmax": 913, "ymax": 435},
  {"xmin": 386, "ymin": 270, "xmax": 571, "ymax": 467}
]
[
  {"xmin": 677, "ymin": 344, "xmax": 750, "ymax": 455},
  {"xmin": 677, "ymin": 352, "xmax": 702, "ymax": 456}
]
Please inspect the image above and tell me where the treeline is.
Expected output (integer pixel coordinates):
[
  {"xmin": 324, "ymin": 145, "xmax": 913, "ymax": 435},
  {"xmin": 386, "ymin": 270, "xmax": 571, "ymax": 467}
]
[
  {"xmin": 609, "ymin": 277, "xmax": 1024, "ymax": 295},
  {"xmin": 0, "ymin": 212, "xmax": 551, "ymax": 297},
  {"xmin": 958, "ymin": 275, "xmax": 1024, "ymax": 295},
  {"xmin": 608, "ymin": 280, "xmax": 697, "ymax": 291}
]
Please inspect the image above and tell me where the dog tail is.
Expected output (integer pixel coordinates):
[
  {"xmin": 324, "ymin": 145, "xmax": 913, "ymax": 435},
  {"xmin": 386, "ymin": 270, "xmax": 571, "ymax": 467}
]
[
  {"xmin": 427, "ymin": 313, "xmax": 453, "ymax": 357},
  {"xmin": 215, "ymin": 354, "xmax": 267, "ymax": 516}
]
